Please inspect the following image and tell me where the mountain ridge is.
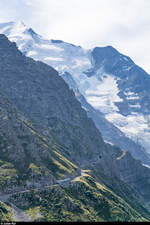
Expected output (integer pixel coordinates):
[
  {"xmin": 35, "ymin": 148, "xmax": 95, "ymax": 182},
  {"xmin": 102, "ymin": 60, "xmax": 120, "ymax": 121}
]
[
  {"xmin": 0, "ymin": 30, "xmax": 150, "ymax": 221},
  {"xmin": 1, "ymin": 21, "xmax": 149, "ymax": 166}
]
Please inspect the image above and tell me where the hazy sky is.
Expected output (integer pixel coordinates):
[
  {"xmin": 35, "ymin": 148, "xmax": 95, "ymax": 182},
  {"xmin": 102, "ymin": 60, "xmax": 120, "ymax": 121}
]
[{"xmin": 0, "ymin": 0, "xmax": 150, "ymax": 73}]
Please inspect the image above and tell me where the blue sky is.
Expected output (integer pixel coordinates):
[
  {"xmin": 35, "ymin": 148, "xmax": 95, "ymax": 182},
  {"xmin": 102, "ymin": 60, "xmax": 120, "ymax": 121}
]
[{"xmin": 0, "ymin": 0, "xmax": 150, "ymax": 73}]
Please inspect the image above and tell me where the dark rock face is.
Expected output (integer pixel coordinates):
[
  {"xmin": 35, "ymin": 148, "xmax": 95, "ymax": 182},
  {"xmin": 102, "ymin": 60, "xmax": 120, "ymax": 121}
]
[
  {"xmin": 92, "ymin": 46, "xmax": 133, "ymax": 73},
  {"xmin": 0, "ymin": 96, "xmax": 59, "ymax": 189},
  {"xmin": 0, "ymin": 95, "xmax": 81, "ymax": 193},
  {"xmin": 1, "ymin": 22, "xmax": 149, "ymax": 168},
  {"xmin": 1, "ymin": 34, "xmax": 150, "ymax": 211},
  {"xmin": 91, "ymin": 46, "xmax": 150, "ymax": 116},
  {"xmin": 116, "ymin": 151, "xmax": 150, "ymax": 202},
  {"xmin": 76, "ymin": 90, "xmax": 150, "ymax": 166},
  {"xmin": 0, "ymin": 34, "xmax": 105, "ymax": 165},
  {"xmin": 59, "ymin": 49, "xmax": 150, "ymax": 166},
  {"xmin": 90, "ymin": 143, "xmax": 150, "ymax": 205},
  {"xmin": 79, "ymin": 46, "xmax": 150, "ymax": 164}
]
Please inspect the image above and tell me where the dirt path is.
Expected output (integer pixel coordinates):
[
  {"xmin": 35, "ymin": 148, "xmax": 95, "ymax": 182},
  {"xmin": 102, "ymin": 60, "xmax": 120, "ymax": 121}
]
[
  {"xmin": 0, "ymin": 185, "xmax": 57, "ymax": 202},
  {"xmin": 0, "ymin": 170, "xmax": 85, "ymax": 221}
]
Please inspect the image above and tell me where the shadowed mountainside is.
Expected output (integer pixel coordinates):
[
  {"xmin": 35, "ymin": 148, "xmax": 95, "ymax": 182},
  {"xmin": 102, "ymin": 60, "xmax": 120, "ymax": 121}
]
[{"xmin": 0, "ymin": 34, "xmax": 150, "ymax": 221}]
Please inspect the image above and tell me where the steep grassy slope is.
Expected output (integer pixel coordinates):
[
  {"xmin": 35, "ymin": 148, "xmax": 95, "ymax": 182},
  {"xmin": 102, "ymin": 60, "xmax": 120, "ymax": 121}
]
[
  {"xmin": 0, "ymin": 34, "xmax": 150, "ymax": 222},
  {"xmin": 0, "ymin": 34, "xmax": 106, "ymax": 167},
  {"xmin": 0, "ymin": 201, "xmax": 13, "ymax": 221},
  {"xmin": 5, "ymin": 171, "xmax": 150, "ymax": 222},
  {"xmin": 1, "ymin": 21, "xmax": 149, "ymax": 166},
  {"xmin": 0, "ymin": 97, "xmax": 149, "ymax": 222},
  {"xmin": 0, "ymin": 96, "xmax": 78, "ymax": 193}
]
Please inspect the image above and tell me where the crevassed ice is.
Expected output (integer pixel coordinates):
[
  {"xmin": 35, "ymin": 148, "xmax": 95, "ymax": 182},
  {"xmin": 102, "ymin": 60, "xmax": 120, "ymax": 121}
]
[
  {"xmin": 106, "ymin": 112, "xmax": 150, "ymax": 153},
  {"xmin": 1, "ymin": 21, "xmax": 150, "ymax": 154},
  {"xmin": 35, "ymin": 43, "xmax": 63, "ymax": 52},
  {"xmin": 85, "ymin": 75, "xmax": 123, "ymax": 114}
]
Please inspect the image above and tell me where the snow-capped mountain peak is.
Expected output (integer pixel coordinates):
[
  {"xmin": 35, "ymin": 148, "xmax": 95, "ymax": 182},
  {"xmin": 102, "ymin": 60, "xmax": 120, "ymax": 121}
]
[
  {"xmin": 0, "ymin": 21, "xmax": 92, "ymax": 74},
  {"xmin": 0, "ymin": 21, "xmax": 43, "ymax": 54},
  {"xmin": 1, "ymin": 21, "xmax": 150, "ymax": 164},
  {"xmin": 0, "ymin": 21, "xmax": 28, "ymax": 38}
]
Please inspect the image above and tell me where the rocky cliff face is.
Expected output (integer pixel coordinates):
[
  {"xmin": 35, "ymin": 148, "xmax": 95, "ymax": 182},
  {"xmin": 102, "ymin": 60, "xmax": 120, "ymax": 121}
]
[
  {"xmin": 90, "ymin": 46, "xmax": 150, "ymax": 153},
  {"xmin": 1, "ymin": 21, "xmax": 149, "ymax": 166},
  {"xmin": 0, "ymin": 34, "xmax": 150, "ymax": 221},
  {"xmin": 0, "ymin": 94, "xmax": 79, "ymax": 193},
  {"xmin": 0, "ymin": 34, "xmax": 106, "ymax": 166}
]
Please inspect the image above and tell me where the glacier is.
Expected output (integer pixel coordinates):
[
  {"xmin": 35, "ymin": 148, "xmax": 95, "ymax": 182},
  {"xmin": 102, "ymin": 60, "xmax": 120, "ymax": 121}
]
[{"xmin": 1, "ymin": 21, "xmax": 150, "ymax": 164}]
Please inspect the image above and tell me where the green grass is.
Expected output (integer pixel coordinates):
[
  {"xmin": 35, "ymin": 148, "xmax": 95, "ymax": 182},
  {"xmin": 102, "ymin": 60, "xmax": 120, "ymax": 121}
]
[
  {"xmin": 0, "ymin": 201, "xmax": 14, "ymax": 221},
  {"xmin": 0, "ymin": 160, "xmax": 18, "ymax": 190},
  {"xmin": 7, "ymin": 172, "xmax": 149, "ymax": 222},
  {"xmin": 25, "ymin": 206, "xmax": 44, "ymax": 221},
  {"xmin": 0, "ymin": 116, "xmax": 149, "ymax": 222}
]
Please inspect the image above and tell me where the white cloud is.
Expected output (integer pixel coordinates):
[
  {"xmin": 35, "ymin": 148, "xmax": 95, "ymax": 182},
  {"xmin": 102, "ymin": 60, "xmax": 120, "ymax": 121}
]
[{"xmin": 0, "ymin": 0, "xmax": 150, "ymax": 73}]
